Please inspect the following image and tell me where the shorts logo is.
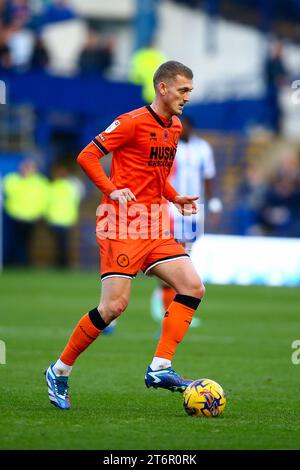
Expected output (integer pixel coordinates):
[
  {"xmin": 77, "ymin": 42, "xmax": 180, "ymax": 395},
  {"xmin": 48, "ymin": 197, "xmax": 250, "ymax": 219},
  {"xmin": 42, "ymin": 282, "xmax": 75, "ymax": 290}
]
[
  {"xmin": 117, "ymin": 254, "xmax": 129, "ymax": 267},
  {"xmin": 105, "ymin": 120, "xmax": 120, "ymax": 134}
]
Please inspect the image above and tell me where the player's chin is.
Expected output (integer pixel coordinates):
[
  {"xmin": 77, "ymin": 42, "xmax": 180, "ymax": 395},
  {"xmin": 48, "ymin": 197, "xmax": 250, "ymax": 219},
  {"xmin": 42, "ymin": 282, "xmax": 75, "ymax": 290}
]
[{"xmin": 173, "ymin": 105, "xmax": 184, "ymax": 115}]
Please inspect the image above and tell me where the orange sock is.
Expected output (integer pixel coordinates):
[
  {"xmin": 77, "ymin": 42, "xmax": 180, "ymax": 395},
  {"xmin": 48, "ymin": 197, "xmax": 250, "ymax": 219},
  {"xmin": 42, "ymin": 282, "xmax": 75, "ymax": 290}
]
[
  {"xmin": 162, "ymin": 285, "xmax": 176, "ymax": 311},
  {"xmin": 155, "ymin": 294, "xmax": 201, "ymax": 361},
  {"xmin": 60, "ymin": 308, "xmax": 107, "ymax": 366}
]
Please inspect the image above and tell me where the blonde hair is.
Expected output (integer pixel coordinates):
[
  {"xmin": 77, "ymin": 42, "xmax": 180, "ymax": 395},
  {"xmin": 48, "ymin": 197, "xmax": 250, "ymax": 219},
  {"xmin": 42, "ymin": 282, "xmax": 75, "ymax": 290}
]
[{"xmin": 153, "ymin": 61, "xmax": 193, "ymax": 89}]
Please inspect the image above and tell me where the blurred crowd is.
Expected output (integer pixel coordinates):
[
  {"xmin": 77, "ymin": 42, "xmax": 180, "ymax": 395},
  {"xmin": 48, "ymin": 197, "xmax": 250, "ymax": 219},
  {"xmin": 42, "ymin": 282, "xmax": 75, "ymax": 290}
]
[
  {"xmin": 234, "ymin": 150, "xmax": 300, "ymax": 238},
  {"xmin": 2, "ymin": 158, "xmax": 84, "ymax": 268},
  {"xmin": 1, "ymin": 0, "xmax": 299, "ymax": 260},
  {"xmin": 0, "ymin": 0, "xmax": 113, "ymax": 75}
]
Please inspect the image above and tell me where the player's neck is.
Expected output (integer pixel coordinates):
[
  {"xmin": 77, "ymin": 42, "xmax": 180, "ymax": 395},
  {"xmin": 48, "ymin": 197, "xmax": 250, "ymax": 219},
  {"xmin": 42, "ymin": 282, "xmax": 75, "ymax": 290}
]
[{"xmin": 149, "ymin": 102, "xmax": 172, "ymax": 122}]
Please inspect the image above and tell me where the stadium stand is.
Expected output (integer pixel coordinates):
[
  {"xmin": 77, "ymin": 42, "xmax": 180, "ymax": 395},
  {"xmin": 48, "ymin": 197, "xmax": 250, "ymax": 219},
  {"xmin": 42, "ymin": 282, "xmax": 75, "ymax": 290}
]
[{"xmin": 1, "ymin": 0, "xmax": 300, "ymax": 268}]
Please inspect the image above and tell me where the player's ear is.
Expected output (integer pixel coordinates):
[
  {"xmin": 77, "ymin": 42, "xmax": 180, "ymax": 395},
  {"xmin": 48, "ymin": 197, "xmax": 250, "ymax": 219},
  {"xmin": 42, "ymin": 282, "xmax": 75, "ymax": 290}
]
[{"xmin": 158, "ymin": 82, "xmax": 167, "ymax": 96}]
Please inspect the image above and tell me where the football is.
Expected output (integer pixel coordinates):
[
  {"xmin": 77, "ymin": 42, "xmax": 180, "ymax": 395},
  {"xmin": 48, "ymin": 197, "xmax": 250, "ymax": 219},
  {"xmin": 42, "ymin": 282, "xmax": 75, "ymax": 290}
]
[{"xmin": 183, "ymin": 378, "xmax": 226, "ymax": 417}]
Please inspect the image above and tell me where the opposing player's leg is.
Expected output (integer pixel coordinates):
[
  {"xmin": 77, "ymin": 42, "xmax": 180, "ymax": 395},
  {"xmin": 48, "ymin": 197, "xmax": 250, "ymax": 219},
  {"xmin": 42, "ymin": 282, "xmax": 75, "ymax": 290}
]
[
  {"xmin": 45, "ymin": 277, "xmax": 132, "ymax": 409},
  {"xmin": 161, "ymin": 282, "xmax": 176, "ymax": 311},
  {"xmin": 145, "ymin": 257, "xmax": 205, "ymax": 393}
]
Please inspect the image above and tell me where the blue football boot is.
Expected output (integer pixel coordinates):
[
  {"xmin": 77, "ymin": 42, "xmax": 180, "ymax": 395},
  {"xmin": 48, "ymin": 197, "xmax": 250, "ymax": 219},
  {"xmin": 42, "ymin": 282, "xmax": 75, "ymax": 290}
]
[
  {"xmin": 102, "ymin": 319, "xmax": 117, "ymax": 336},
  {"xmin": 145, "ymin": 365, "xmax": 193, "ymax": 393},
  {"xmin": 45, "ymin": 363, "xmax": 71, "ymax": 410}
]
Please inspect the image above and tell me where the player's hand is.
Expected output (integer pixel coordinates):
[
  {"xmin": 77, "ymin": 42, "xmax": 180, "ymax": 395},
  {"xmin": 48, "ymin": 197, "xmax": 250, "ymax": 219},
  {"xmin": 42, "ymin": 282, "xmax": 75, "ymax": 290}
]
[
  {"xmin": 109, "ymin": 188, "xmax": 136, "ymax": 204},
  {"xmin": 173, "ymin": 195, "xmax": 199, "ymax": 216}
]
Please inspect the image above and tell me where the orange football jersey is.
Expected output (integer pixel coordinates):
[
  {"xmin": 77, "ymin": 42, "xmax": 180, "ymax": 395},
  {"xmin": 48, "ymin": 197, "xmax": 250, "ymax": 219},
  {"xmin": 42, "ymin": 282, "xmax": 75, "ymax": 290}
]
[{"xmin": 78, "ymin": 105, "xmax": 182, "ymax": 207}]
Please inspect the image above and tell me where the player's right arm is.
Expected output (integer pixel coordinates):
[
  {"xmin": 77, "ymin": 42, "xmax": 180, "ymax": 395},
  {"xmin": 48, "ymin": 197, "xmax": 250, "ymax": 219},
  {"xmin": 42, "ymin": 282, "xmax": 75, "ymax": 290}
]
[{"xmin": 77, "ymin": 115, "xmax": 136, "ymax": 203}]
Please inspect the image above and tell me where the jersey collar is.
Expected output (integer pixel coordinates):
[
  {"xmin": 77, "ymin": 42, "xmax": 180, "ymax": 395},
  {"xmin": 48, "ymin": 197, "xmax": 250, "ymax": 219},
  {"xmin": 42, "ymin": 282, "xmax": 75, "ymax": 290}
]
[{"xmin": 146, "ymin": 105, "xmax": 173, "ymax": 128}]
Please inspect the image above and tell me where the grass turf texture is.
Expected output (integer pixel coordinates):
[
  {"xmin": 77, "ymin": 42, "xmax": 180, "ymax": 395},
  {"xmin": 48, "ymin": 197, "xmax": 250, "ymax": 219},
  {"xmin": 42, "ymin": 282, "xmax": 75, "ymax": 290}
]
[{"xmin": 0, "ymin": 270, "xmax": 300, "ymax": 450}]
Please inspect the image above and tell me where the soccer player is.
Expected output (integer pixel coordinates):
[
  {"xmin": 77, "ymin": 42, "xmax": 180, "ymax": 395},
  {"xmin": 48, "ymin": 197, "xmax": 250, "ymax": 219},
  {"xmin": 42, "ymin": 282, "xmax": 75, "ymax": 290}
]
[
  {"xmin": 45, "ymin": 61, "xmax": 206, "ymax": 410},
  {"xmin": 151, "ymin": 116, "xmax": 222, "ymax": 321}
]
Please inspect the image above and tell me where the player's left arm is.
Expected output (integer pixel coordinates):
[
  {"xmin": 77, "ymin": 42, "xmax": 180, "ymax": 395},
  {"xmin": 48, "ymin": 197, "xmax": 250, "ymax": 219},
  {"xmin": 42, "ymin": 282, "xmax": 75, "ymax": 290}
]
[
  {"xmin": 163, "ymin": 118, "xmax": 199, "ymax": 216},
  {"xmin": 174, "ymin": 194, "xmax": 199, "ymax": 215},
  {"xmin": 163, "ymin": 180, "xmax": 179, "ymax": 203},
  {"xmin": 163, "ymin": 180, "xmax": 198, "ymax": 216}
]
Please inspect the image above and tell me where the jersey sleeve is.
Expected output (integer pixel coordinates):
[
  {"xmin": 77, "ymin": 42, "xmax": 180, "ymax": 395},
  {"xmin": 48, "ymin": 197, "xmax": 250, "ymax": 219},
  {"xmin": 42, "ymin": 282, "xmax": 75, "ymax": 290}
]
[
  {"xmin": 76, "ymin": 114, "xmax": 135, "ymax": 195},
  {"xmin": 92, "ymin": 113, "xmax": 135, "ymax": 157},
  {"xmin": 202, "ymin": 142, "xmax": 216, "ymax": 179},
  {"xmin": 77, "ymin": 149, "xmax": 116, "ymax": 195},
  {"xmin": 163, "ymin": 180, "xmax": 179, "ymax": 202}
]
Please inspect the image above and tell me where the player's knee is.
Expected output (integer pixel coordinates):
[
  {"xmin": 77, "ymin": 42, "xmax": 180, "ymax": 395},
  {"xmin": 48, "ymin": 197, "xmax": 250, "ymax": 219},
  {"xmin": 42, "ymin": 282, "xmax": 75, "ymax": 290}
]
[
  {"xmin": 198, "ymin": 282, "xmax": 206, "ymax": 299},
  {"xmin": 113, "ymin": 296, "xmax": 128, "ymax": 316},
  {"xmin": 185, "ymin": 279, "xmax": 205, "ymax": 299},
  {"xmin": 99, "ymin": 296, "xmax": 128, "ymax": 323}
]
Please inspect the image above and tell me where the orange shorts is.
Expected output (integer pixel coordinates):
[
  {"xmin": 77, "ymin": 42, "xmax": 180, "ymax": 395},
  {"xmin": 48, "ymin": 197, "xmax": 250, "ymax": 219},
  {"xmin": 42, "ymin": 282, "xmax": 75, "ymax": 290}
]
[{"xmin": 97, "ymin": 236, "xmax": 189, "ymax": 281}]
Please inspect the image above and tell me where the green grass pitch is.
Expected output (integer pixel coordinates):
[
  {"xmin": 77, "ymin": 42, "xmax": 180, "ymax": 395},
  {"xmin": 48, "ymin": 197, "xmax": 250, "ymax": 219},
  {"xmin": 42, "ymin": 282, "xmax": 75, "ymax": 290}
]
[{"xmin": 0, "ymin": 270, "xmax": 300, "ymax": 450}]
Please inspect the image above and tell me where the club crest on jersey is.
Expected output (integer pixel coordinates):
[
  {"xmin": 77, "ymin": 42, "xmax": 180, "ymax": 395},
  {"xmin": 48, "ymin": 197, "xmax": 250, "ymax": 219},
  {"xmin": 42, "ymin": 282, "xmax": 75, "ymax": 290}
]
[
  {"xmin": 162, "ymin": 129, "xmax": 169, "ymax": 143},
  {"xmin": 105, "ymin": 120, "xmax": 120, "ymax": 134}
]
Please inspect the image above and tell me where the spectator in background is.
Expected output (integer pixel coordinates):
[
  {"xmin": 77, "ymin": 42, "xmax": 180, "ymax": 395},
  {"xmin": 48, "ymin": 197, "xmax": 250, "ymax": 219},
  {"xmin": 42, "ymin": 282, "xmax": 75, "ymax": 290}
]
[
  {"xmin": 29, "ymin": 34, "xmax": 49, "ymax": 71},
  {"xmin": 2, "ymin": 159, "xmax": 49, "ymax": 266},
  {"xmin": 259, "ymin": 152, "xmax": 300, "ymax": 237},
  {"xmin": 0, "ymin": 0, "xmax": 30, "ymax": 32},
  {"xmin": 234, "ymin": 162, "xmax": 267, "ymax": 235},
  {"xmin": 264, "ymin": 40, "xmax": 288, "ymax": 135},
  {"xmin": 0, "ymin": 0, "xmax": 35, "ymax": 71},
  {"xmin": 0, "ymin": 0, "xmax": 13, "ymax": 28},
  {"xmin": 129, "ymin": 40, "xmax": 166, "ymax": 103},
  {"xmin": 41, "ymin": 0, "xmax": 76, "ymax": 25},
  {"xmin": 45, "ymin": 162, "xmax": 83, "ymax": 268},
  {"xmin": 78, "ymin": 29, "xmax": 113, "ymax": 77},
  {"xmin": 0, "ymin": 37, "xmax": 11, "ymax": 70},
  {"xmin": 10, "ymin": 0, "xmax": 31, "ymax": 31},
  {"xmin": 0, "ymin": 1, "xmax": 13, "ymax": 70}
]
